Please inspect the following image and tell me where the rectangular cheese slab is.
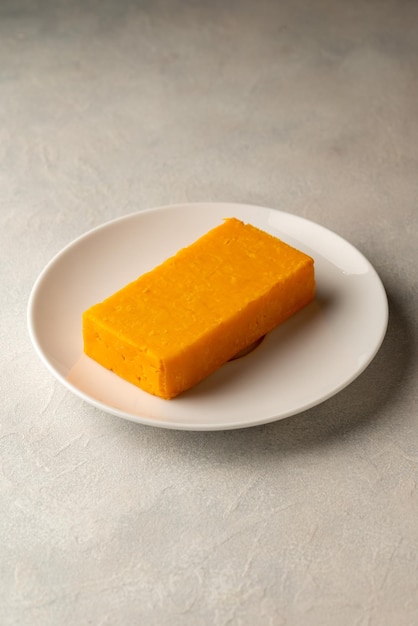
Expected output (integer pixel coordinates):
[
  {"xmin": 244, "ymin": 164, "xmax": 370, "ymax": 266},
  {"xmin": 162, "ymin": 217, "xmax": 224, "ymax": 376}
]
[{"xmin": 82, "ymin": 218, "xmax": 315, "ymax": 399}]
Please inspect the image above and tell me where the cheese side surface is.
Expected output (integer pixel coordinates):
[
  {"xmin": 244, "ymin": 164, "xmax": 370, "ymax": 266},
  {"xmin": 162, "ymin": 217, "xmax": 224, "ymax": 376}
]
[{"xmin": 82, "ymin": 218, "xmax": 315, "ymax": 399}]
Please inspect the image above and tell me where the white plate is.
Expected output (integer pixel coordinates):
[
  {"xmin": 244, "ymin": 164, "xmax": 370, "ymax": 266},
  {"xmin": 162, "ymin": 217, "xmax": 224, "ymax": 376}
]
[{"xmin": 28, "ymin": 203, "xmax": 388, "ymax": 431}]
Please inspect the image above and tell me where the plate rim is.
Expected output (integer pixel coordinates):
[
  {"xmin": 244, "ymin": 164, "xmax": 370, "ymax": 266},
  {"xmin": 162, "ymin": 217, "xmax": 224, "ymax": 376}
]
[{"xmin": 27, "ymin": 202, "xmax": 389, "ymax": 431}]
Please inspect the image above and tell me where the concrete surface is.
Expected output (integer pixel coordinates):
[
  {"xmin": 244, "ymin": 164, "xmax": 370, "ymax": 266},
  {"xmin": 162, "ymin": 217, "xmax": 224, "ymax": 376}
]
[{"xmin": 1, "ymin": 1, "xmax": 417, "ymax": 624}]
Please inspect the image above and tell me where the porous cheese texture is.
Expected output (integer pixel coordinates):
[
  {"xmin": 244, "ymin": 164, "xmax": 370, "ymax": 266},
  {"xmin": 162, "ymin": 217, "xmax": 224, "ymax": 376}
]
[{"xmin": 82, "ymin": 218, "xmax": 315, "ymax": 399}]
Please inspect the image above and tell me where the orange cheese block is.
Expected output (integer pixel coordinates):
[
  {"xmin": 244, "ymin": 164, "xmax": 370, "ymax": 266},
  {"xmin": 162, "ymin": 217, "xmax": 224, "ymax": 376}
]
[{"xmin": 82, "ymin": 218, "xmax": 315, "ymax": 399}]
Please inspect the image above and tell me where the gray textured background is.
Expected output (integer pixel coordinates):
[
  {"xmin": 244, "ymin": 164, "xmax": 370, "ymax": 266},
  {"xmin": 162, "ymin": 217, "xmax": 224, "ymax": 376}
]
[{"xmin": 1, "ymin": 1, "xmax": 418, "ymax": 624}]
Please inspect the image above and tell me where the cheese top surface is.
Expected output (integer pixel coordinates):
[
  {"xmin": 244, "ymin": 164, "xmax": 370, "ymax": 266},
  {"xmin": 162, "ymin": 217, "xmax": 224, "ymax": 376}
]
[{"xmin": 85, "ymin": 218, "xmax": 314, "ymax": 360}]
